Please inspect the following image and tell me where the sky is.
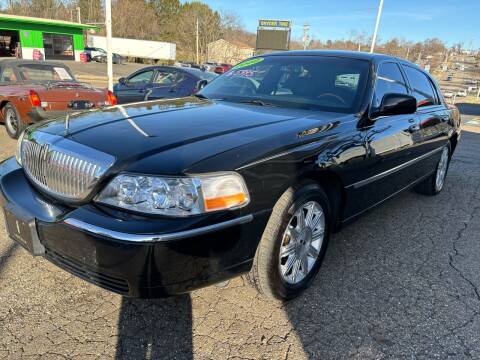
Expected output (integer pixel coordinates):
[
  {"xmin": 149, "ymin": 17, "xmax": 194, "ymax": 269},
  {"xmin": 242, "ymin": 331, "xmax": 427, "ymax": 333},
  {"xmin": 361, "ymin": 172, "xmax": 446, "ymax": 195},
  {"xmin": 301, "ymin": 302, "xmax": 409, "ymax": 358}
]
[{"xmin": 196, "ymin": 0, "xmax": 480, "ymax": 49}]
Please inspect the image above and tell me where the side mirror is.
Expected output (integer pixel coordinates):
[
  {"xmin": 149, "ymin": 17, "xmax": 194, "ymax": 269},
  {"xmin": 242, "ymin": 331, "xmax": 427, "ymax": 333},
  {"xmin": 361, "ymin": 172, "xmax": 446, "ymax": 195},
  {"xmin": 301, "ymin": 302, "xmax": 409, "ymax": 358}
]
[
  {"xmin": 372, "ymin": 93, "xmax": 417, "ymax": 118},
  {"xmin": 196, "ymin": 79, "xmax": 208, "ymax": 91},
  {"xmin": 118, "ymin": 77, "xmax": 127, "ymax": 85}
]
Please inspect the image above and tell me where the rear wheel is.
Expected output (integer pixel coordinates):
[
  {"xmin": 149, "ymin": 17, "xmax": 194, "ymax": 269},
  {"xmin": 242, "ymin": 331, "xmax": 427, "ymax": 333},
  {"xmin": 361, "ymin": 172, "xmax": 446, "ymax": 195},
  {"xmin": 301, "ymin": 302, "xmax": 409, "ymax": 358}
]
[
  {"xmin": 3, "ymin": 103, "xmax": 27, "ymax": 139},
  {"xmin": 247, "ymin": 182, "xmax": 332, "ymax": 300},
  {"xmin": 414, "ymin": 145, "xmax": 451, "ymax": 196}
]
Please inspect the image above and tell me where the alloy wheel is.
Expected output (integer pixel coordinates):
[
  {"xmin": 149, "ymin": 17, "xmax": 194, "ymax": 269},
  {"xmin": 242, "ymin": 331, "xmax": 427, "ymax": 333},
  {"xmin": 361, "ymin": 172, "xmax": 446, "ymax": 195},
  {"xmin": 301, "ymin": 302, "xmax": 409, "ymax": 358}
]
[
  {"xmin": 435, "ymin": 147, "xmax": 449, "ymax": 192},
  {"xmin": 279, "ymin": 200, "xmax": 325, "ymax": 284}
]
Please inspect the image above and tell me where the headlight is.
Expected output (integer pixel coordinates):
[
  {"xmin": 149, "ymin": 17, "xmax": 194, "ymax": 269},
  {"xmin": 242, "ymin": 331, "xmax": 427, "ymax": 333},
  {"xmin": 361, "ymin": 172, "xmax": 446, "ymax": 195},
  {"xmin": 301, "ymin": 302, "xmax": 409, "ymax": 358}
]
[
  {"xmin": 96, "ymin": 172, "xmax": 250, "ymax": 216},
  {"xmin": 15, "ymin": 130, "xmax": 26, "ymax": 165}
]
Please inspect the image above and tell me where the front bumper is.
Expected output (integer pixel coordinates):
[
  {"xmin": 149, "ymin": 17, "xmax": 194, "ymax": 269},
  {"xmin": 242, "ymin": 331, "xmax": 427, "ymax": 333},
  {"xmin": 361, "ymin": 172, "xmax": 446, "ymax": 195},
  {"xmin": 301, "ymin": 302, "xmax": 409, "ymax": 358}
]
[
  {"xmin": 27, "ymin": 107, "xmax": 78, "ymax": 122},
  {"xmin": 0, "ymin": 158, "xmax": 270, "ymax": 297}
]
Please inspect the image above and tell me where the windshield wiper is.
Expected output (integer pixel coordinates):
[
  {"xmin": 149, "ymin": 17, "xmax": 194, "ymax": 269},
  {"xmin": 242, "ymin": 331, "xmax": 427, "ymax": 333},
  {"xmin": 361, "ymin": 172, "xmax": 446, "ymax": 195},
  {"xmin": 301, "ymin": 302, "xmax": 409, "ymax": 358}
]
[
  {"xmin": 193, "ymin": 93, "xmax": 208, "ymax": 99},
  {"xmin": 240, "ymin": 99, "xmax": 278, "ymax": 107}
]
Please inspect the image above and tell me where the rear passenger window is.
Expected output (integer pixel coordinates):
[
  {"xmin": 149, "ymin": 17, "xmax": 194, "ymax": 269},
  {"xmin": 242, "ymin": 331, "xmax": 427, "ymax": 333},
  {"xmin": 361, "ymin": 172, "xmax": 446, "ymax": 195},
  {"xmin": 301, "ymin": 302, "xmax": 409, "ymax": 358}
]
[
  {"xmin": 373, "ymin": 62, "xmax": 408, "ymax": 108},
  {"xmin": 402, "ymin": 66, "xmax": 437, "ymax": 107},
  {"xmin": 128, "ymin": 70, "xmax": 154, "ymax": 84}
]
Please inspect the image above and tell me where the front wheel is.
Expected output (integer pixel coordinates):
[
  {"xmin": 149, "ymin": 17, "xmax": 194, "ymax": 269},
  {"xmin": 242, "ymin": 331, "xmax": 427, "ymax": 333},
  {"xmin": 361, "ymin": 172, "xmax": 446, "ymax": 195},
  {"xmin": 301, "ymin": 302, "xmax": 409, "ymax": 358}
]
[
  {"xmin": 414, "ymin": 145, "xmax": 451, "ymax": 196},
  {"xmin": 247, "ymin": 182, "xmax": 332, "ymax": 300}
]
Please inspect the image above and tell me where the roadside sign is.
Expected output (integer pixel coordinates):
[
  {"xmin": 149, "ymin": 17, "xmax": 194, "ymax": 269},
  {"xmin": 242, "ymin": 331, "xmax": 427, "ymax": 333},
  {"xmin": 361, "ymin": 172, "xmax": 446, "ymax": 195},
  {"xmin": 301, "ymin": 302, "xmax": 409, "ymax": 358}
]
[
  {"xmin": 256, "ymin": 19, "xmax": 291, "ymax": 52},
  {"xmin": 258, "ymin": 20, "xmax": 291, "ymax": 28}
]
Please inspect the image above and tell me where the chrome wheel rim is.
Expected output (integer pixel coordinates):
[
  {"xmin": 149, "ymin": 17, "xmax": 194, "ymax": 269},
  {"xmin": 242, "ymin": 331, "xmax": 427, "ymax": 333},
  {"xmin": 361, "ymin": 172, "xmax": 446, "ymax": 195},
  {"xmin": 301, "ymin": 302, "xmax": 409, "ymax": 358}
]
[
  {"xmin": 435, "ymin": 147, "xmax": 449, "ymax": 192},
  {"xmin": 5, "ymin": 109, "xmax": 17, "ymax": 134},
  {"xmin": 279, "ymin": 200, "xmax": 325, "ymax": 285}
]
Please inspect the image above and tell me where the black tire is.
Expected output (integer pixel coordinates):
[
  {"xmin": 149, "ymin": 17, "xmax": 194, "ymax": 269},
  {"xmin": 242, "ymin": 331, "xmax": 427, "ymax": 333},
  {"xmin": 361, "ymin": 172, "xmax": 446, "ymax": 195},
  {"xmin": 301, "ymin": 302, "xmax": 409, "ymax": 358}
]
[
  {"xmin": 3, "ymin": 103, "xmax": 27, "ymax": 139},
  {"xmin": 247, "ymin": 181, "xmax": 332, "ymax": 300},
  {"xmin": 414, "ymin": 144, "xmax": 451, "ymax": 196}
]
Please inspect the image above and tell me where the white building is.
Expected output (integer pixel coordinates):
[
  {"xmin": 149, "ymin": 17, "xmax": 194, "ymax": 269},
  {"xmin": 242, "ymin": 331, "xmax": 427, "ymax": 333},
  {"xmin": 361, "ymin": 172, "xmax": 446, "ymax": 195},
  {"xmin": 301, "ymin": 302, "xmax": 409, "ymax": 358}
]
[{"xmin": 207, "ymin": 39, "xmax": 254, "ymax": 65}]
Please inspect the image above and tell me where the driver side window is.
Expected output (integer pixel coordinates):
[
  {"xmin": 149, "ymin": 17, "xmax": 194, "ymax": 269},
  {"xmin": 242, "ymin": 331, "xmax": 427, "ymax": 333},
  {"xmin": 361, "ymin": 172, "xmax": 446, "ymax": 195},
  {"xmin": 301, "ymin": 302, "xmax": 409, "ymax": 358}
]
[{"xmin": 373, "ymin": 62, "xmax": 408, "ymax": 109}]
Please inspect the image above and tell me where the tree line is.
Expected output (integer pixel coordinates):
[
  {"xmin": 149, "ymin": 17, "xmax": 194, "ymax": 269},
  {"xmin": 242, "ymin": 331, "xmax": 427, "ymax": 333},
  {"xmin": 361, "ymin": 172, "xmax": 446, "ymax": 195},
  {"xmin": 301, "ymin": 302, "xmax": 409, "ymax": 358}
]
[{"xmin": 2, "ymin": 0, "xmax": 458, "ymax": 65}]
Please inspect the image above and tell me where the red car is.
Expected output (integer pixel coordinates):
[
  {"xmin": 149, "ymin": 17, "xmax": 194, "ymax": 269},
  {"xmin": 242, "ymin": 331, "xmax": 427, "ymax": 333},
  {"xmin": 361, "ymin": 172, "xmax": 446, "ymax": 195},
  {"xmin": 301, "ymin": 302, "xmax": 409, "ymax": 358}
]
[
  {"xmin": 213, "ymin": 63, "xmax": 233, "ymax": 74},
  {"xmin": 0, "ymin": 60, "xmax": 117, "ymax": 138}
]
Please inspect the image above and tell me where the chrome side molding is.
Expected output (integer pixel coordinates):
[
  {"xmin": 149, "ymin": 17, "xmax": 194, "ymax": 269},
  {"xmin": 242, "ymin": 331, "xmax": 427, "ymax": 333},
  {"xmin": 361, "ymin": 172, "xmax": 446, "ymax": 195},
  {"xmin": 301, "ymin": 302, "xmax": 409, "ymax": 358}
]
[{"xmin": 63, "ymin": 214, "xmax": 254, "ymax": 243}]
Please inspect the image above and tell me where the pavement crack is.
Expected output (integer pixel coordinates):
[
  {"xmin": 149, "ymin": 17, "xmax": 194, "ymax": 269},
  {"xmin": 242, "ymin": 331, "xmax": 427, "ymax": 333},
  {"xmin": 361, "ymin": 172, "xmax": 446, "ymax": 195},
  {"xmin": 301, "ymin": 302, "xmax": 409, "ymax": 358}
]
[{"xmin": 448, "ymin": 198, "xmax": 480, "ymax": 303}]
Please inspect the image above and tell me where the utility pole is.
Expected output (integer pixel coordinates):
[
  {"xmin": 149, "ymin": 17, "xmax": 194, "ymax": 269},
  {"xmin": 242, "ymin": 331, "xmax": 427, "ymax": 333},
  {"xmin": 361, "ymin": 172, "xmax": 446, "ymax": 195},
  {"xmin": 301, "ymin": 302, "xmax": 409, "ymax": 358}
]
[
  {"xmin": 417, "ymin": 50, "xmax": 422, "ymax": 64},
  {"xmin": 76, "ymin": 7, "xmax": 81, "ymax": 23},
  {"xmin": 302, "ymin": 23, "xmax": 311, "ymax": 50},
  {"xmin": 405, "ymin": 47, "xmax": 410, "ymax": 60},
  {"xmin": 196, "ymin": 18, "xmax": 199, "ymax": 65},
  {"xmin": 105, "ymin": 0, "xmax": 113, "ymax": 91},
  {"xmin": 370, "ymin": 0, "xmax": 384, "ymax": 53}
]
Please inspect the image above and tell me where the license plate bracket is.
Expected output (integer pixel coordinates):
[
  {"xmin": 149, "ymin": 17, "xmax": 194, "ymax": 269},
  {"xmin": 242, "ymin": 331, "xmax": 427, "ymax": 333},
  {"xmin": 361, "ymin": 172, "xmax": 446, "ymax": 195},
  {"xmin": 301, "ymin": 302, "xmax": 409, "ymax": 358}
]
[{"xmin": 3, "ymin": 207, "xmax": 44, "ymax": 256}]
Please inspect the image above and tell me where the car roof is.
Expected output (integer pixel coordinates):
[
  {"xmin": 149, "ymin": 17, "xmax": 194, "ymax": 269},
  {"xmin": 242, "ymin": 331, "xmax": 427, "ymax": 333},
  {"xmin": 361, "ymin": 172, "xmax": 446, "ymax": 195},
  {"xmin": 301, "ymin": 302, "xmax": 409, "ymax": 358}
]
[
  {"xmin": 130, "ymin": 65, "xmax": 204, "ymax": 76},
  {"xmin": 0, "ymin": 59, "xmax": 69, "ymax": 68},
  {"xmin": 260, "ymin": 50, "xmax": 421, "ymax": 68}
]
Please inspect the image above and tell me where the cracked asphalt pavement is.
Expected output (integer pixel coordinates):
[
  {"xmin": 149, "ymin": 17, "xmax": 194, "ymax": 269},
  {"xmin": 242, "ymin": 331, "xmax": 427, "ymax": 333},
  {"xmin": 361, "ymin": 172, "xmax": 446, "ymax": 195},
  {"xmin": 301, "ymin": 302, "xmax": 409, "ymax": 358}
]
[{"xmin": 1, "ymin": 109, "xmax": 480, "ymax": 359}]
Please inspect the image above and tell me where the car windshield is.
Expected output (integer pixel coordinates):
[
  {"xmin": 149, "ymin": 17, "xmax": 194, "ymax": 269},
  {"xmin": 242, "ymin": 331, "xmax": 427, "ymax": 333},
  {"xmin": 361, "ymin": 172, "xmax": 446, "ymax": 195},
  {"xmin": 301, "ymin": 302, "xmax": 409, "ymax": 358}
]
[
  {"xmin": 17, "ymin": 64, "xmax": 74, "ymax": 82},
  {"xmin": 200, "ymin": 55, "xmax": 370, "ymax": 113}
]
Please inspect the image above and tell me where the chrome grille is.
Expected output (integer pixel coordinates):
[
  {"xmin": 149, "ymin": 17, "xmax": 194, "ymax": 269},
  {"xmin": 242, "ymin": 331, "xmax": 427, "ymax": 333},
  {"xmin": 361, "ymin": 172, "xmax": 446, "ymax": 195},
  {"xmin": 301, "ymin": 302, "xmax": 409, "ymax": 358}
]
[{"xmin": 20, "ymin": 135, "xmax": 114, "ymax": 201}]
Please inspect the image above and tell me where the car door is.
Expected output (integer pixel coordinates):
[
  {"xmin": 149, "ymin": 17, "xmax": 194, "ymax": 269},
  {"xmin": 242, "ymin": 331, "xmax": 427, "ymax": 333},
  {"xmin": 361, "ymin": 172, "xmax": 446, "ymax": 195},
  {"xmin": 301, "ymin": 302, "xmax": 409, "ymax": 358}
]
[
  {"xmin": 114, "ymin": 69, "xmax": 155, "ymax": 104},
  {"xmin": 346, "ymin": 61, "xmax": 423, "ymax": 217},
  {"xmin": 147, "ymin": 70, "xmax": 185, "ymax": 100},
  {"xmin": 174, "ymin": 73, "xmax": 196, "ymax": 97},
  {"xmin": 401, "ymin": 65, "xmax": 450, "ymax": 174}
]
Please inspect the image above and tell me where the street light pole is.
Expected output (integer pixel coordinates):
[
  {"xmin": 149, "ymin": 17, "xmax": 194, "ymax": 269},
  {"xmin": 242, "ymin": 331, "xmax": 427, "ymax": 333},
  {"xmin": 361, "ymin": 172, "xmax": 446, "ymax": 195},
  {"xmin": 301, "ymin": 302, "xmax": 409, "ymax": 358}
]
[
  {"xmin": 370, "ymin": 0, "xmax": 384, "ymax": 53},
  {"xmin": 105, "ymin": 0, "xmax": 113, "ymax": 91}
]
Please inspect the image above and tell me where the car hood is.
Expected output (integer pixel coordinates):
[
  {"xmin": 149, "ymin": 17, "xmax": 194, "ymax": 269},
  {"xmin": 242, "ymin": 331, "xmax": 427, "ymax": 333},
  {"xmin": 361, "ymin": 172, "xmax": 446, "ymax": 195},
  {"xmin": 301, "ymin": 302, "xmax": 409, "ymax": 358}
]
[{"xmin": 31, "ymin": 97, "xmax": 350, "ymax": 174}]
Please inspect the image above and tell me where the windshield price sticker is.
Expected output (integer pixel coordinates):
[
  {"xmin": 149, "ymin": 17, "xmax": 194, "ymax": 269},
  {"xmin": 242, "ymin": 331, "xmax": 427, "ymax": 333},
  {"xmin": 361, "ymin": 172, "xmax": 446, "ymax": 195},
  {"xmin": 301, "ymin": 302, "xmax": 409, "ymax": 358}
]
[
  {"xmin": 232, "ymin": 57, "xmax": 265, "ymax": 70},
  {"xmin": 225, "ymin": 69, "xmax": 258, "ymax": 78},
  {"xmin": 54, "ymin": 67, "xmax": 73, "ymax": 80}
]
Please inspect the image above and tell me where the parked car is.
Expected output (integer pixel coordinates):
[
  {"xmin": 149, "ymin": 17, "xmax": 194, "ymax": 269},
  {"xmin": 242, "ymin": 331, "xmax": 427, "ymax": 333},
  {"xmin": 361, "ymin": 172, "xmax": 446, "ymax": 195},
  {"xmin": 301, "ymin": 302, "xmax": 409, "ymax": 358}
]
[
  {"xmin": 0, "ymin": 51, "xmax": 461, "ymax": 300},
  {"xmin": 445, "ymin": 75, "xmax": 453, "ymax": 81},
  {"xmin": 92, "ymin": 53, "xmax": 126, "ymax": 65},
  {"xmin": 202, "ymin": 62, "xmax": 218, "ymax": 72},
  {"xmin": 113, "ymin": 66, "xmax": 218, "ymax": 104},
  {"xmin": 457, "ymin": 89, "xmax": 467, "ymax": 97},
  {"xmin": 84, "ymin": 46, "xmax": 107, "ymax": 61},
  {"xmin": 176, "ymin": 62, "xmax": 201, "ymax": 69},
  {"xmin": 0, "ymin": 59, "xmax": 117, "ymax": 138},
  {"xmin": 214, "ymin": 63, "xmax": 233, "ymax": 74},
  {"xmin": 443, "ymin": 90, "xmax": 454, "ymax": 98},
  {"xmin": 467, "ymin": 86, "xmax": 478, "ymax": 92}
]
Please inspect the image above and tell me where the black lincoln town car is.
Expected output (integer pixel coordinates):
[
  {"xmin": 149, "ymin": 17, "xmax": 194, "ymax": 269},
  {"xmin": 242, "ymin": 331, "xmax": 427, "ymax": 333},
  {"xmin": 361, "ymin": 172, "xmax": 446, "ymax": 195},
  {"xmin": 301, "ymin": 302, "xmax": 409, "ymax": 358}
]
[{"xmin": 0, "ymin": 51, "xmax": 460, "ymax": 300}]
